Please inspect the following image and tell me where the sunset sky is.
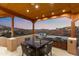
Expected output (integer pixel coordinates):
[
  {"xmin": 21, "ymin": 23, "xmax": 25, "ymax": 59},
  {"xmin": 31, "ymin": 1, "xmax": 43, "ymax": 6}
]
[{"xmin": 0, "ymin": 17, "xmax": 79, "ymax": 30}]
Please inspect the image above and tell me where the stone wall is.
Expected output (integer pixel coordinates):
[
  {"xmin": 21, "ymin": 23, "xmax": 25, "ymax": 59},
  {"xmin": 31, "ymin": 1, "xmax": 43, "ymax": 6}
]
[{"xmin": 0, "ymin": 35, "xmax": 33, "ymax": 51}]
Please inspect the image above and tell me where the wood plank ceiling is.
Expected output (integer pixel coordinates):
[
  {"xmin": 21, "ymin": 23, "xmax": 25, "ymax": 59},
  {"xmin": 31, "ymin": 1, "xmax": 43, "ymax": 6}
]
[{"xmin": 0, "ymin": 3, "xmax": 79, "ymax": 22}]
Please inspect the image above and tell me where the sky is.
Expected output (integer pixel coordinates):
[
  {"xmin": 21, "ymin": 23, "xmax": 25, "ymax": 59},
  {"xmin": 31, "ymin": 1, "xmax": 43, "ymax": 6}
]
[{"xmin": 0, "ymin": 17, "xmax": 79, "ymax": 30}]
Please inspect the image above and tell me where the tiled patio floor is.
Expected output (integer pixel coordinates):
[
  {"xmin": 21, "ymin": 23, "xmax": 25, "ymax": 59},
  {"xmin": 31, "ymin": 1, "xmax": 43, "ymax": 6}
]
[{"xmin": 0, "ymin": 46, "xmax": 74, "ymax": 56}]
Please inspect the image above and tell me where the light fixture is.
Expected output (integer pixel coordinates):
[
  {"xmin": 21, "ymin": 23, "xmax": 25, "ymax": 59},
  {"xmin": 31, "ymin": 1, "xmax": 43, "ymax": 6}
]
[
  {"xmin": 26, "ymin": 9, "xmax": 29, "ymax": 13},
  {"xmin": 35, "ymin": 5, "xmax": 39, "ymax": 9},
  {"xmin": 51, "ymin": 12, "xmax": 54, "ymax": 15},
  {"xmin": 42, "ymin": 14, "xmax": 45, "ymax": 17},
  {"xmin": 36, "ymin": 17, "xmax": 38, "ymax": 19},
  {"xmin": 62, "ymin": 9, "xmax": 66, "ymax": 12}
]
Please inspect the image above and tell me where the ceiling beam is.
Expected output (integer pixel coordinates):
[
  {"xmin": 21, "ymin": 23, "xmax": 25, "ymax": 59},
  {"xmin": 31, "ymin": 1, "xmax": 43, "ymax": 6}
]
[{"xmin": 0, "ymin": 5, "xmax": 34, "ymax": 22}]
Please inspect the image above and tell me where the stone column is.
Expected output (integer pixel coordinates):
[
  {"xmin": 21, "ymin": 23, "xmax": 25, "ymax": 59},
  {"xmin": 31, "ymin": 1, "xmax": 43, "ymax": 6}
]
[{"xmin": 67, "ymin": 15, "xmax": 77, "ymax": 55}]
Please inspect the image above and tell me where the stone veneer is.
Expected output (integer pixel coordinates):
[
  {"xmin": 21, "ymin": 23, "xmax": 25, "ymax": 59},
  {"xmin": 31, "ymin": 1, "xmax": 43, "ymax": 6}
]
[
  {"xmin": 0, "ymin": 35, "xmax": 77, "ymax": 55},
  {"xmin": 0, "ymin": 35, "xmax": 33, "ymax": 51}
]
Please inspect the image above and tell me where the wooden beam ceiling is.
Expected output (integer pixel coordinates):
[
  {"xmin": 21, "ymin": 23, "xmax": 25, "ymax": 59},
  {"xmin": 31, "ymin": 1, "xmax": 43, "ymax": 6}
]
[{"xmin": 0, "ymin": 3, "xmax": 79, "ymax": 22}]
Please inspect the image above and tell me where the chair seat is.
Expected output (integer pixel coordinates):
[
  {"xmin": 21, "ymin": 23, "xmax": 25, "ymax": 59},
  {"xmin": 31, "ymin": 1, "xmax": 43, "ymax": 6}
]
[
  {"xmin": 40, "ymin": 41, "xmax": 53, "ymax": 56},
  {"xmin": 21, "ymin": 43, "xmax": 34, "ymax": 56}
]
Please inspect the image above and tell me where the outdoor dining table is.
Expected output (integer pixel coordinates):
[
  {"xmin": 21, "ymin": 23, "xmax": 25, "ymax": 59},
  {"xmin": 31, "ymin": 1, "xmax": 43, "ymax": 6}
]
[{"xmin": 23, "ymin": 38, "xmax": 52, "ymax": 56}]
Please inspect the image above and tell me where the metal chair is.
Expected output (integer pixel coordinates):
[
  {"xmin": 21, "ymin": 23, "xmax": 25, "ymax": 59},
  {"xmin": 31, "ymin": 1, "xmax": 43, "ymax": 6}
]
[
  {"xmin": 41, "ymin": 41, "xmax": 53, "ymax": 56},
  {"xmin": 21, "ymin": 43, "xmax": 33, "ymax": 56},
  {"xmin": 25, "ymin": 38, "xmax": 30, "ymax": 41}
]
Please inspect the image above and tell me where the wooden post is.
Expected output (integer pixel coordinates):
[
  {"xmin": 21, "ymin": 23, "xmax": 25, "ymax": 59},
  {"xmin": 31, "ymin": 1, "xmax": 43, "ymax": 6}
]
[
  {"xmin": 71, "ymin": 21, "xmax": 76, "ymax": 38},
  {"xmin": 71, "ymin": 15, "xmax": 76, "ymax": 38},
  {"xmin": 11, "ymin": 16, "xmax": 14, "ymax": 37},
  {"xmin": 31, "ymin": 22, "xmax": 35, "ymax": 45},
  {"xmin": 32, "ymin": 22, "xmax": 35, "ymax": 39}
]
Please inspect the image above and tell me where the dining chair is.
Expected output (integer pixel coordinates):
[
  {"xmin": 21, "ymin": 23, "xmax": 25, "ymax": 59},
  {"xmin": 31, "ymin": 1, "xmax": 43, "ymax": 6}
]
[
  {"xmin": 35, "ymin": 36, "xmax": 39, "ymax": 39},
  {"xmin": 25, "ymin": 38, "xmax": 30, "ymax": 41},
  {"xmin": 47, "ymin": 41, "xmax": 53, "ymax": 56},
  {"xmin": 41, "ymin": 41, "xmax": 53, "ymax": 56},
  {"xmin": 21, "ymin": 43, "xmax": 33, "ymax": 56}
]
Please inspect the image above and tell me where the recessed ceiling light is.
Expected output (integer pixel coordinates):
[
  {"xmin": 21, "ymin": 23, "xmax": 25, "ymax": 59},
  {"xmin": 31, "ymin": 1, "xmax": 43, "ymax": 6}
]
[
  {"xmin": 36, "ymin": 17, "xmax": 38, "ymax": 19},
  {"xmin": 26, "ymin": 9, "xmax": 29, "ymax": 13},
  {"xmin": 42, "ymin": 14, "xmax": 45, "ymax": 17},
  {"xmin": 35, "ymin": 5, "xmax": 39, "ymax": 9},
  {"xmin": 62, "ymin": 9, "xmax": 66, "ymax": 12},
  {"xmin": 51, "ymin": 12, "xmax": 54, "ymax": 15}
]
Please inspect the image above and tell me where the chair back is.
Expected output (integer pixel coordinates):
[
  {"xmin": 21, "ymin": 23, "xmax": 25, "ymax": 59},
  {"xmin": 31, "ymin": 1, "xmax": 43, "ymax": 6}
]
[
  {"xmin": 47, "ymin": 41, "xmax": 53, "ymax": 52},
  {"xmin": 21, "ymin": 43, "xmax": 28, "ymax": 54},
  {"xmin": 21, "ymin": 43, "xmax": 35, "ymax": 56},
  {"xmin": 25, "ymin": 38, "xmax": 30, "ymax": 41},
  {"xmin": 41, "ymin": 41, "xmax": 53, "ymax": 55}
]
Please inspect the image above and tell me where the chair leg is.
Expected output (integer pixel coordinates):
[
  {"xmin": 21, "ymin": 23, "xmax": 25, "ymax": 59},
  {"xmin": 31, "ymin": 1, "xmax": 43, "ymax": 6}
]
[
  {"xmin": 50, "ymin": 51, "xmax": 52, "ymax": 56},
  {"xmin": 22, "ymin": 53, "xmax": 23, "ymax": 56},
  {"xmin": 49, "ymin": 50, "xmax": 52, "ymax": 56},
  {"xmin": 45, "ymin": 54, "xmax": 48, "ymax": 56}
]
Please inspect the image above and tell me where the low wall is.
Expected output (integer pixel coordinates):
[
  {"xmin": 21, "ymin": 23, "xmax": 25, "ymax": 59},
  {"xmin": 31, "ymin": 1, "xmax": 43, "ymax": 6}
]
[
  {"xmin": 0, "ymin": 35, "xmax": 77, "ymax": 55},
  {"xmin": 0, "ymin": 35, "xmax": 33, "ymax": 51},
  {"xmin": 0, "ymin": 37, "xmax": 7, "ymax": 47}
]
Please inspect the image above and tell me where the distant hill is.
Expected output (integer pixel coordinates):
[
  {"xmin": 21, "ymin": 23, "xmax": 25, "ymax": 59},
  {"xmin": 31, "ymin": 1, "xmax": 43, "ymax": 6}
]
[
  {"xmin": 0, "ymin": 24, "xmax": 32, "ymax": 30},
  {"xmin": 0, "ymin": 24, "xmax": 79, "ymax": 37}
]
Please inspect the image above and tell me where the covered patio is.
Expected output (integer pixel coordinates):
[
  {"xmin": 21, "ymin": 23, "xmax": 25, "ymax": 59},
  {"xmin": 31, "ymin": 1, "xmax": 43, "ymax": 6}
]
[{"xmin": 0, "ymin": 3, "xmax": 79, "ymax": 56}]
